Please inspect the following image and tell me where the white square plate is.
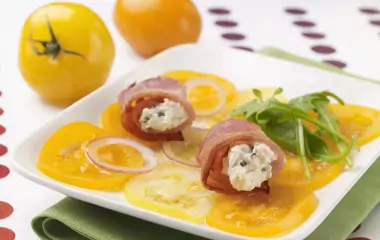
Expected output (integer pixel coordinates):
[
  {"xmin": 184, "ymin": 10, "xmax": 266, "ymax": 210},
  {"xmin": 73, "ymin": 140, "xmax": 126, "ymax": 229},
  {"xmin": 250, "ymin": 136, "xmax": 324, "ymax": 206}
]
[{"xmin": 12, "ymin": 44, "xmax": 380, "ymax": 240}]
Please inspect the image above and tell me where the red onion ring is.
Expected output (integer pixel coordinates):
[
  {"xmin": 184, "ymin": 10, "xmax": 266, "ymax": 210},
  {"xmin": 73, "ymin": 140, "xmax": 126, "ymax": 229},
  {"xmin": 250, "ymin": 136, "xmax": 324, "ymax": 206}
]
[
  {"xmin": 161, "ymin": 127, "xmax": 209, "ymax": 168},
  {"xmin": 86, "ymin": 137, "xmax": 158, "ymax": 174}
]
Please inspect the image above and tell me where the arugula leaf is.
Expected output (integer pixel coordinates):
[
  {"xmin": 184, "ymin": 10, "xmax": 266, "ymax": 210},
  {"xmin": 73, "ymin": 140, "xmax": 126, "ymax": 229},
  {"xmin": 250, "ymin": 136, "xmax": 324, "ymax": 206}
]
[
  {"xmin": 295, "ymin": 119, "xmax": 311, "ymax": 179},
  {"xmin": 289, "ymin": 91, "xmax": 354, "ymax": 166},
  {"xmin": 232, "ymin": 88, "xmax": 357, "ymax": 178}
]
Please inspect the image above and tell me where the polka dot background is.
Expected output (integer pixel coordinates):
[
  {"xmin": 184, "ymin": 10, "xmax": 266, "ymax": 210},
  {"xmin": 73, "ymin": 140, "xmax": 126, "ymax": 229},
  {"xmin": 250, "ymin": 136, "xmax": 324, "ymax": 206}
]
[
  {"xmin": 2, "ymin": 1, "xmax": 380, "ymax": 239},
  {"xmin": 284, "ymin": 7, "xmax": 347, "ymax": 69},
  {"xmin": 0, "ymin": 91, "xmax": 15, "ymax": 240},
  {"xmin": 208, "ymin": 7, "xmax": 254, "ymax": 52}
]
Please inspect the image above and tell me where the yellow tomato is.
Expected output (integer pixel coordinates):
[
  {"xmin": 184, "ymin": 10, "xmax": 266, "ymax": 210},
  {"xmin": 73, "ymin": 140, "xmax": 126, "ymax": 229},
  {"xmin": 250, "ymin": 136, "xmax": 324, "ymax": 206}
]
[
  {"xmin": 18, "ymin": 3, "xmax": 115, "ymax": 107},
  {"xmin": 270, "ymin": 153, "xmax": 345, "ymax": 190},
  {"xmin": 37, "ymin": 122, "xmax": 142, "ymax": 191},
  {"xmin": 206, "ymin": 186, "xmax": 318, "ymax": 238},
  {"xmin": 100, "ymin": 102, "xmax": 161, "ymax": 149},
  {"xmin": 329, "ymin": 104, "xmax": 380, "ymax": 146},
  {"xmin": 162, "ymin": 70, "xmax": 238, "ymax": 121},
  {"xmin": 124, "ymin": 164, "xmax": 215, "ymax": 223}
]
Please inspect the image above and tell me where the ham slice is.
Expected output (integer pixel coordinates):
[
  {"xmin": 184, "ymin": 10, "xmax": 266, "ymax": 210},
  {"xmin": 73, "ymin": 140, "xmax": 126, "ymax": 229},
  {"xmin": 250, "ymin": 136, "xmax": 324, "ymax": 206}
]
[
  {"xmin": 118, "ymin": 77, "xmax": 195, "ymax": 141},
  {"xmin": 196, "ymin": 119, "xmax": 286, "ymax": 194}
]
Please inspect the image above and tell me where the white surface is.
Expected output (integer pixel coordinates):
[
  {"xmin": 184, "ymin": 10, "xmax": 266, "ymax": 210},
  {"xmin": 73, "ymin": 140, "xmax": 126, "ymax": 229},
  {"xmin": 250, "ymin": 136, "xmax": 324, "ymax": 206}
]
[
  {"xmin": 11, "ymin": 44, "xmax": 380, "ymax": 240},
  {"xmin": 1, "ymin": 0, "xmax": 380, "ymax": 240}
]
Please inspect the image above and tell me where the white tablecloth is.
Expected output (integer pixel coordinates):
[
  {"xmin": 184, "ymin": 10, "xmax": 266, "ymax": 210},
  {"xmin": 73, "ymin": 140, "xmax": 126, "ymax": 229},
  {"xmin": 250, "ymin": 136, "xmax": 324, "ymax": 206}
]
[{"xmin": 1, "ymin": 0, "xmax": 380, "ymax": 239}]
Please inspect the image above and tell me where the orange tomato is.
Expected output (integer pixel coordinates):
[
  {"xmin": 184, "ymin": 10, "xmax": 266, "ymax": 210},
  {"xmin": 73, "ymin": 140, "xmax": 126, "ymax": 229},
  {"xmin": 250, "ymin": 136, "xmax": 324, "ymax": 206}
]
[
  {"xmin": 37, "ymin": 122, "xmax": 143, "ymax": 191},
  {"xmin": 113, "ymin": 0, "xmax": 201, "ymax": 58},
  {"xmin": 329, "ymin": 104, "xmax": 380, "ymax": 146},
  {"xmin": 100, "ymin": 102, "xmax": 161, "ymax": 149},
  {"xmin": 206, "ymin": 186, "xmax": 318, "ymax": 238}
]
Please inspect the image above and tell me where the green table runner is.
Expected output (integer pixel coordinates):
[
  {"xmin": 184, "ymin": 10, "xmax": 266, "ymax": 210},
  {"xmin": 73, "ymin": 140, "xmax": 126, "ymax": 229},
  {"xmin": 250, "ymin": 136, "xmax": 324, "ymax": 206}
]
[{"xmin": 31, "ymin": 47, "xmax": 380, "ymax": 240}]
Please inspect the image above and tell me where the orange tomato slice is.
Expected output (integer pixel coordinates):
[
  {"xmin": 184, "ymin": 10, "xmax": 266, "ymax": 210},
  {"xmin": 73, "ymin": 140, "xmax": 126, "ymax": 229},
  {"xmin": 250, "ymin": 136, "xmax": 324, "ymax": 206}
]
[
  {"xmin": 329, "ymin": 104, "xmax": 380, "ymax": 146},
  {"xmin": 206, "ymin": 186, "xmax": 318, "ymax": 238},
  {"xmin": 124, "ymin": 164, "xmax": 215, "ymax": 223},
  {"xmin": 269, "ymin": 153, "xmax": 345, "ymax": 190},
  {"xmin": 37, "ymin": 122, "xmax": 142, "ymax": 191},
  {"xmin": 100, "ymin": 102, "xmax": 161, "ymax": 149}
]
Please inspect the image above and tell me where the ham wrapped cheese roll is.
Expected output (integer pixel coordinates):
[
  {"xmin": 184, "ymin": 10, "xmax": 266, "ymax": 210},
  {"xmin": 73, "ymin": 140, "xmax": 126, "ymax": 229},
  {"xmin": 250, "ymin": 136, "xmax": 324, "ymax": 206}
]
[
  {"xmin": 197, "ymin": 119, "xmax": 285, "ymax": 194},
  {"xmin": 118, "ymin": 77, "xmax": 195, "ymax": 141}
]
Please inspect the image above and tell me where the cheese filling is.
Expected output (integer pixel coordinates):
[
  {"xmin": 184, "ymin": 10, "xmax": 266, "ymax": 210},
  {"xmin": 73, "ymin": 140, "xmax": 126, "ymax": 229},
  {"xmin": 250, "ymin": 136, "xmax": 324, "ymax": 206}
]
[
  {"xmin": 223, "ymin": 143, "xmax": 275, "ymax": 191},
  {"xmin": 139, "ymin": 98, "xmax": 188, "ymax": 132}
]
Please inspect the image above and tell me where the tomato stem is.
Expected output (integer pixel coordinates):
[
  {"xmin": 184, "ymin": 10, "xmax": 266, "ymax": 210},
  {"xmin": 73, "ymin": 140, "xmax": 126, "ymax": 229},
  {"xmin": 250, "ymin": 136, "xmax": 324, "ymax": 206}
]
[{"xmin": 27, "ymin": 15, "xmax": 86, "ymax": 60}]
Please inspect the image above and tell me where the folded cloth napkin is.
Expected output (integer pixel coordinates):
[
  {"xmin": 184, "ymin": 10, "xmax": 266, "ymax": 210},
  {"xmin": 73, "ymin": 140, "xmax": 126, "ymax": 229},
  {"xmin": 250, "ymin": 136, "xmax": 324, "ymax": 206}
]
[{"xmin": 32, "ymin": 47, "xmax": 380, "ymax": 240}]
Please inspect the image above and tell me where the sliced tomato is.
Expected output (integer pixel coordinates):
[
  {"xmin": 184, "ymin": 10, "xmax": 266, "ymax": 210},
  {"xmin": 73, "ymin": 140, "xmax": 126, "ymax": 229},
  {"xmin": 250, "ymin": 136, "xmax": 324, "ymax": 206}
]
[
  {"xmin": 206, "ymin": 186, "xmax": 318, "ymax": 238},
  {"xmin": 37, "ymin": 122, "xmax": 143, "ymax": 191},
  {"xmin": 329, "ymin": 104, "xmax": 380, "ymax": 146},
  {"xmin": 162, "ymin": 70, "xmax": 238, "ymax": 120},
  {"xmin": 124, "ymin": 164, "xmax": 215, "ymax": 223},
  {"xmin": 100, "ymin": 102, "xmax": 161, "ymax": 149},
  {"xmin": 269, "ymin": 153, "xmax": 345, "ymax": 190}
]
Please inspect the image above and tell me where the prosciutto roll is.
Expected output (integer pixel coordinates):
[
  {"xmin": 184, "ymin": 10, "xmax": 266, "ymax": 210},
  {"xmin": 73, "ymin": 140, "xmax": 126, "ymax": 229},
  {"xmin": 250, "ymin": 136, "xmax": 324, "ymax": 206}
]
[
  {"xmin": 118, "ymin": 77, "xmax": 195, "ymax": 141},
  {"xmin": 197, "ymin": 119, "xmax": 285, "ymax": 194}
]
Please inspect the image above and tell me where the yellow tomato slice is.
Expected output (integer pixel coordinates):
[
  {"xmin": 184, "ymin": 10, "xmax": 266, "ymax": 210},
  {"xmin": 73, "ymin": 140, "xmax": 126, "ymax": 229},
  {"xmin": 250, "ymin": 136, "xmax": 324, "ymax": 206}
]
[
  {"xmin": 37, "ymin": 122, "xmax": 142, "ymax": 191},
  {"xmin": 269, "ymin": 153, "xmax": 345, "ymax": 190},
  {"xmin": 206, "ymin": 186, "xmax": 318, "ymax": 238},
  {"xmin": 329, "ymin": 104, "xmax": 380, "ymax": 146},
  {"xmin": 124, "ymin": 164, "xmax": 215, "ymax": 223},
  {"xmin": 162, "ymin": 70, "xmax": 238, "ymax": 120},
  {"xmin": 100, "ymin": 102, "xmax": 161, "ymax": 149}
]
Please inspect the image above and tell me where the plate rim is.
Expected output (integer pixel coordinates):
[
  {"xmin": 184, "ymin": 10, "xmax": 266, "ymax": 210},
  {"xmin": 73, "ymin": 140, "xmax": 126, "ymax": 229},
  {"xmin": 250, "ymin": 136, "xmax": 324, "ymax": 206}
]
[{"xmin": 10, "ymin": 43, "xmax": 380, "ymax": 240}]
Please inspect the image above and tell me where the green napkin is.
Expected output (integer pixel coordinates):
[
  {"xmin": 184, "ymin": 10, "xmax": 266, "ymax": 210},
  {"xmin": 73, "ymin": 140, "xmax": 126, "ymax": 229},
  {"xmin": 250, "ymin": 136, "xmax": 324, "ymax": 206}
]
[{"xmin": 32, "ymin": 47, "xmax": 380, "ymax": 240}]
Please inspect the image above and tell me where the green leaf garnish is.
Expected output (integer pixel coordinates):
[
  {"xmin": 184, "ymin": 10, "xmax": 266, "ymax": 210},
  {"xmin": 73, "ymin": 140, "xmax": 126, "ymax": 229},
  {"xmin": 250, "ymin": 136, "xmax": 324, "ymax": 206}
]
[{"xmin": 232, "ymin": 88, "xmax": 357, "ymax": 178}]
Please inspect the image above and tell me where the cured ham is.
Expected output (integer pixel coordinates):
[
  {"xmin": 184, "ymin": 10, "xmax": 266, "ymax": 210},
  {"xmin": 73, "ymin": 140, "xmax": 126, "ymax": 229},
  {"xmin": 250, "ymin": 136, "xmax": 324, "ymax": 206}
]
[
  {"xmin": 118, "ymin": 77, "xmax": 195, "ymax": 141},
  {"xmin": 197, "ymin": 119, "xmax": 286, "ymax": 194}
]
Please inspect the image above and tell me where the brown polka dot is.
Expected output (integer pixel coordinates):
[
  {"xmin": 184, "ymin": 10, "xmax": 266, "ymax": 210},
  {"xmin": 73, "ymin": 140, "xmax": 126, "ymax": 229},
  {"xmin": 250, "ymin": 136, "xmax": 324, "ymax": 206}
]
[
  {"xmin": 0, "ymin": 144, "xmax": 8, "ymax": 157},
  {"xmin": 352, "ymin": 224, "xmax": 362, "ymax": 233},
  {"xmin": 215, "ymin": 20, "xmax": 238, "ymax": 27},
  {"xmin": 293, "ymin": 20, "xmax": 316, "ymax": 28},
  {"xmin": 0, "ymin": 125, "xmax": 5, "ymax": 135},
  {"xmin": 209, "ymin": 8, "xmax": 230, "ymax": 15},
  {"xmin": 232, "ymin": 46, "xmax": 254, "ymax": 52},
  {"xmin": 311, "ymin": 45, "xmax": 336, "ymax": 54},
  {"xmin": 285, "ymin": 8, "xmax": 307, "ymax": 15},
  {"xmin": 302, "ymin": 32, "xmax": 325, "ymax": 39},
  {"xmin": 0, "ymin": 108, "xmax": 3, "ymax": 116},
  {"xmin": 347, "ymin": 238, "xmax": 371, "ymax": 240},
  {"xmin": 360, "ymin": 7, "xmax": 380, "ymax": 14},
  {"xmin": 370, "ymin": 20, "xmax": 380, "ymax": 26},
  {"xmin": 323, "ymin": 60, "xmax": 347, "ymax": 69},
  {"xmin": 222, "ymin": 33, "xmax": 246, "ymax": 40},
  {"xmin": 0, "ymin": 202, "xmax": 13, "ymax": 219},
  {"xmin": 0, "ymin": 91, "xmax": 2, "ymax": 97},
  {"xmin": 0, "ymin": 165, "xmax": 10, "ymax": 179},
  {"xmin": 0, "ymin": 228, "xmax": 15, "ymax": 240}
]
